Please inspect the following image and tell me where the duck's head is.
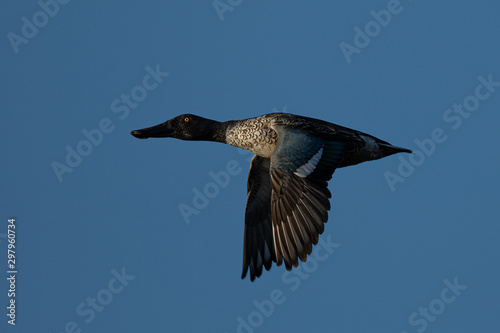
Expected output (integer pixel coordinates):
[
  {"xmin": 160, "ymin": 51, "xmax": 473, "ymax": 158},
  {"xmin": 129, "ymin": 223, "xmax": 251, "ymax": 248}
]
[{"xmin": 131, "ymin": 114, "xmax": 224, "ymax": 141}]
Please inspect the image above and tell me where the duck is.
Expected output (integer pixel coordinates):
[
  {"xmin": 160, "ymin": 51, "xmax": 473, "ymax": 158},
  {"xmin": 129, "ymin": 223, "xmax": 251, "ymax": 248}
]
[{"xmin": 130, "ymin": 113, "xmax": 411, "ymax": 281}]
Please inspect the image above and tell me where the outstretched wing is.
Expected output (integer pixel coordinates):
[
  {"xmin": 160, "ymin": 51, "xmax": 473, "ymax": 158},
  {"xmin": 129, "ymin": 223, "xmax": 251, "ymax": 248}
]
[
  {"xmin": 269, "ymin": 125, "xmax": 345, "ymax": 269},
  {"xmin": 241, "ymin": 155, "xmax": 276, "ymax": 281}
]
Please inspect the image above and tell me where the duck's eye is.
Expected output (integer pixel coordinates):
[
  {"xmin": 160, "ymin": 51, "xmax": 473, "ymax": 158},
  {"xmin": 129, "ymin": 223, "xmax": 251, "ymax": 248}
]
[{"xmin": 184, "ymin": 117, "xmax": 190, "ymax": 122}]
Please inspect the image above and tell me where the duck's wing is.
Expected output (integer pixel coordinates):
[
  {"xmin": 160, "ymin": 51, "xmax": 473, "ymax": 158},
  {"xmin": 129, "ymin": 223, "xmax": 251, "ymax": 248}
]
[
  {"xmin": 272, "ymin": 113, "xmax": 411, "ymax": 167},
  {"xmin": 241, "ymin": 155, "xmax": 276, "ymax": 281},
  {"xmin": 269, "ymin": 125, "xmax": 345, "ymax": 269}
]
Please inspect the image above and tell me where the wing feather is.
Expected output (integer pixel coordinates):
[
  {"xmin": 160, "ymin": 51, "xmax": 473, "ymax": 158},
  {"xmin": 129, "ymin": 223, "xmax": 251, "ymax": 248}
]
[
  {"xmin": 269, "ymin": 123, "xmax": 346, "ymax": 269},
  {"xmin": 241, "ymin": 156, "xmax": 276, "ymax": 281}
]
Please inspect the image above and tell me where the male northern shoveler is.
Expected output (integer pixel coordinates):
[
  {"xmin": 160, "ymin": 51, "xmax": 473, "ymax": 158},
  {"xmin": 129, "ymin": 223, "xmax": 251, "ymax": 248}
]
[{"xmin": 131, "ymin": 113, "xmax": 411, "ymax": 281}]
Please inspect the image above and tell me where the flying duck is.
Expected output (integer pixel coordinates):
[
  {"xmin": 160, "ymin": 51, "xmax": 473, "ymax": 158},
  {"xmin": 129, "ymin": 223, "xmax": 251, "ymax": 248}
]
[{"xmin": 131, "ymin": 113, "xmax": 411, "ymax": 281}]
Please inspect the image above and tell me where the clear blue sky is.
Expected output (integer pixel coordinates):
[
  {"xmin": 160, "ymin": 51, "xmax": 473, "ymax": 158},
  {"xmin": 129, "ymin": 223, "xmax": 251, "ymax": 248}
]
[{"xmin": 2, "ymin": 1, "xmax": 499, "ymax": 332}]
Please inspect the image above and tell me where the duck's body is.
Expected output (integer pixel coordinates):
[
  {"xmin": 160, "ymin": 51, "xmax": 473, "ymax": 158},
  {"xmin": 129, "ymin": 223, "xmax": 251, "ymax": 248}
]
[
  {"xmin": 223, "ymin": 113, "xmax": 406, "ymax": 166},
  {"xmin": 131, "ymin": 113, "xmax": 411, "ymax": 281}
]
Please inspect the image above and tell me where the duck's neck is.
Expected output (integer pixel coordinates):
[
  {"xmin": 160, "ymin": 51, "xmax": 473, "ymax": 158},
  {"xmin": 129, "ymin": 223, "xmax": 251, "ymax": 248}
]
[{"xmin": 196, "ymin": 119, "xmax": 236, "ymax": 143}]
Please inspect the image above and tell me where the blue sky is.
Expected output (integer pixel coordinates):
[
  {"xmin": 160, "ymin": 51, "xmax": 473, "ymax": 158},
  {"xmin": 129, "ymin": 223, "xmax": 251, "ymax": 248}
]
[{"xmin": 2, "ymin": 1, "xmax": 500, "ymax": 332}]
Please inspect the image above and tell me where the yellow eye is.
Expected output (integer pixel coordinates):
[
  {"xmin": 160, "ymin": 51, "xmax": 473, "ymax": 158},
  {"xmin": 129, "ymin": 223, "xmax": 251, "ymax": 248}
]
[{"xmin": 184, "ymin": 117, "xmax": 190, "ymax": 122}]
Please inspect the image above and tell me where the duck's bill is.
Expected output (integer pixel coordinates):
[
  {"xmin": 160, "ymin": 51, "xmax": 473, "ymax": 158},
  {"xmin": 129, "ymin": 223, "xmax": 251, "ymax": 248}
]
[{"xmin": 130, "ymin": 121, "xmax": 173, "ymax": 139}]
